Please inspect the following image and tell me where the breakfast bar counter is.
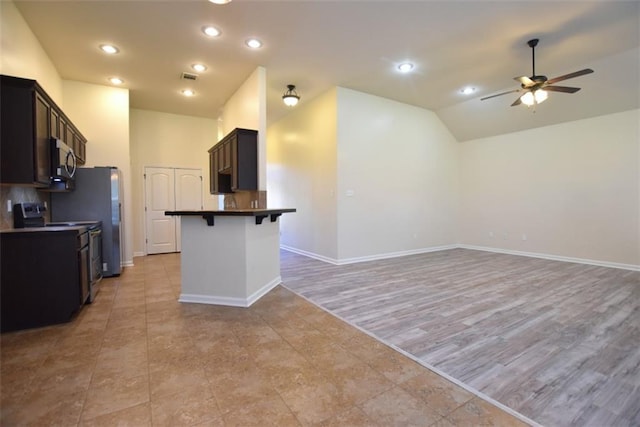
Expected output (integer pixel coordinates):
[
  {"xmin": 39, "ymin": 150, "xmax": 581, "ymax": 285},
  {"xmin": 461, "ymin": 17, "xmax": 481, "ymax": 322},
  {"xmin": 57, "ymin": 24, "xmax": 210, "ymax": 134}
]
[{"xmin": 165, "ymin": 209, "xmax": 296, "ymax": 307}]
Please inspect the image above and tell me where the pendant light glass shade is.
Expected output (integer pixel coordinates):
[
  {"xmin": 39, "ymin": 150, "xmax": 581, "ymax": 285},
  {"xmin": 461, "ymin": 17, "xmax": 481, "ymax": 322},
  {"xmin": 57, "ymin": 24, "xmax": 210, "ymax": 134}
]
[
  {"xmin": 282, "ymin": 84, "xmax": 300, "ymax": 107},
  {"xmin": 521, "ymin": 89, "xmax": 548, "ymax": 106}
]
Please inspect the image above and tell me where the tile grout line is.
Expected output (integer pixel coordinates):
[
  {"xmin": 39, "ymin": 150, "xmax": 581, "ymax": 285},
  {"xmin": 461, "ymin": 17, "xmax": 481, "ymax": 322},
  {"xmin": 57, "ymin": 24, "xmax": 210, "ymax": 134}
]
[{"xmin": 75, "ymin": 275, "xmax": 118, "ymax": 426}]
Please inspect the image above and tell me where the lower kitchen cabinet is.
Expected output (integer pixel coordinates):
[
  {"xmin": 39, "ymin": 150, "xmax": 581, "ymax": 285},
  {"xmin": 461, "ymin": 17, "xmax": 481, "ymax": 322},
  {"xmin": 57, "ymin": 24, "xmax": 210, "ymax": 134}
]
[{"xmin": 0, "ymin": 230, "xmax": 84, "ymax": 333}]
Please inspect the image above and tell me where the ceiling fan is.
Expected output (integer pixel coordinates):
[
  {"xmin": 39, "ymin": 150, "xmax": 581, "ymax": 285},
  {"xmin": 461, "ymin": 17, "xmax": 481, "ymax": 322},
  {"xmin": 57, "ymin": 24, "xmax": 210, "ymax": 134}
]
[{"xmin": 481, "ymin": 38, "xmax": 594, "ymax": 107}]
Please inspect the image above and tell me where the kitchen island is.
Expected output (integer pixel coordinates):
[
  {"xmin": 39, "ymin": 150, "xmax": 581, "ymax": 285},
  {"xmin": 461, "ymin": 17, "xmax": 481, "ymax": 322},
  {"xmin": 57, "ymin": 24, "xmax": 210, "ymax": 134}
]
[{"xmin": 165, "ymin": 209, "xmax": 295, "ymax": 307}]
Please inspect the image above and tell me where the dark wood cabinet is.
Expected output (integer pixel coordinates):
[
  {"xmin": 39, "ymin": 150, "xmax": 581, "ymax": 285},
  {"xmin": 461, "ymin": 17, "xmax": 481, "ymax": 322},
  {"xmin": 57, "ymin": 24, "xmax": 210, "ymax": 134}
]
[
  {"xmin": 209, "ymin": 149, "xmax": 219, "ymax": 194},
  {"xmin": 208, "ymin": 128, "xmax": 258, "ymax": 194},
  {"xmin": 1, "ymin": 75, "xmax": 87, "ymax": 187},
  {"xmin": 1, "ymin": 76, "xmax": 50, "ymax": 186},
  {"xmin": 75, "ymin": 134, "xmax": 86, "ymax": 164},
  {"xmin": 34, "ymin": 92, "xmax": 52, "ymax": 185},
  {"xmin": 50, "ymin": 106, "xmax": 61, "ymax": 139},
  {"xmin": 0, "ymin": 229, "xmax": 84, "ymax": 332}
]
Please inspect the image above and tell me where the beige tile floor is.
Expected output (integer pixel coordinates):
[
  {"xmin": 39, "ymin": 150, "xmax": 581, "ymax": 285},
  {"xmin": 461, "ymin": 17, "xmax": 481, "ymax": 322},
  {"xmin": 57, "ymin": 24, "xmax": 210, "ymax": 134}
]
[{"xmin": 1, "ymin": 253, "xmax": 530, "ymax": 426}]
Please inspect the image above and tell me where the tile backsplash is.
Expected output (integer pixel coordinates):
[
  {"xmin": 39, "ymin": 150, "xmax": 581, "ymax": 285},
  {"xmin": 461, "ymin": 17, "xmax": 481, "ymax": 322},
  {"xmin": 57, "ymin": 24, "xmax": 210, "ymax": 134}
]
[
  {"xmin": 223, "ymin": 191, "xmax": 267, "ymax": 210},
  {"xmin": 0, "ymin": 186, "xmax": 50, "ymax": 230}
]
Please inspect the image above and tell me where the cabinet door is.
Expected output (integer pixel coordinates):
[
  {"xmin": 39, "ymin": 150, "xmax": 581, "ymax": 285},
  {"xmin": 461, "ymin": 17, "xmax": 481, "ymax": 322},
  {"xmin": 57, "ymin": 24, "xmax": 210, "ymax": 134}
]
[
  {"xmin": 59, "ymin": 116, "xmax": 68, "ymax": 143},
  {"xmin": 217, "ymin": 146, "xmax": 224, "ymax": 173},
  {"xmin": 34, "ymin": 92, "xmax": 51, "ymax": 185},
  {"xmin": 222, "ymin": 140, "xmax": 232, "ymax": 170},
  {"xmin": 50, "ymin": 108, "xmax": 60, "ymax": 139},
  {"xmin": 73, "ymin": 135, "xmax": 85, "ymax": 165},
  {"xmin": 231, "ymin": 138, "xmax": 238, "ymax": 191},
  {"xmin": 76, "ymin": 138, "xmax": 86, "ymax": 165},
  {"xmin": 65, "ymin": 124, "xmax": 77, "ymax": 153},
  {"xmin": 209, "ymin": 150, "xmax": 219, "ymax": 194}
]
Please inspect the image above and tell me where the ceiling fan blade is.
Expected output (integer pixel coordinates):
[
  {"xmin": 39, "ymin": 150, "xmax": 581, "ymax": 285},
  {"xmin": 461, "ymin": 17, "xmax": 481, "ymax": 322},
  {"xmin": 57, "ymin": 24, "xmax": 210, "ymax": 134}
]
[
  {"xmin": 480, "ymin": 89, "xmax": 520, "ymax": 101},
  {"xmin": 546, "ymin": 68, "xmax": 594, "ymax": 85},
  {"xmin": 514, "ymin": 76, "xmax": 534, "ymax": 87},
  {"xmin": 545, "ymin": 86, "xmax": 581, "ymax": 94},
  {"xmin": 511, "ymin": 96, "xmax": 522, "ymax": 107}
]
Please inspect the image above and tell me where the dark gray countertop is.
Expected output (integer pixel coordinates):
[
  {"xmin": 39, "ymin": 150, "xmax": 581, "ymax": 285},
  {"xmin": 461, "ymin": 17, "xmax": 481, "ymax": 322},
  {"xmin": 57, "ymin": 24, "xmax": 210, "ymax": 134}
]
[
  {"xmin": 165, "ymin": 208, "xmax": 296, "ymax": 216},
  {"xmin": 165, "ymin": 208, "xmax": 296, "ymax": 226}
]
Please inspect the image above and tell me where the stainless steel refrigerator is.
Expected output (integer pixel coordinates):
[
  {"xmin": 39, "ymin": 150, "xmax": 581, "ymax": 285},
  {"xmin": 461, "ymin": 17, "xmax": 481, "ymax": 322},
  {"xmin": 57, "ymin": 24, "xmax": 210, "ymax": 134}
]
[{"xmin": 51, "ymin": 166, "xmax": 123, "ymax": 277}]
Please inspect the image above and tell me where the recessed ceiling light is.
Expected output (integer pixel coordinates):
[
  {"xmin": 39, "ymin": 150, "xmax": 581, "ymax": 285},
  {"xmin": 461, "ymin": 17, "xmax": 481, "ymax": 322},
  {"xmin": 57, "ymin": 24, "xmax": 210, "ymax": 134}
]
[
  {"xmin": 100, "ymin": 44, "xmax": 119, "ymax": 54},
  {"xmin": 109, "ymin": 77, "xmax": 124, "ymax": 85},
  {"xmin": 202, "ymin": 26, "xmax": 221, "ymax": 37},
  {"xmin": 191, "ymin": 63, "xmax": 207, "ymax": 73},
  {"xmin": 397, "ymin": 62, "xmax": 414, "ymax": 73},
  {"xmin": 181, "ymin": 89, "xmax": 195, "ymax": 97},
  {"xmin": 208, "ymin": 0, "xmax": 231, "ymax": 3},
  {"xmin": 245, "ymin": 38, "xmax": 263, "ymax": 49},
  {"xmin": 461, "ymin": 87, "xmax": 476, "ymax": 95}
]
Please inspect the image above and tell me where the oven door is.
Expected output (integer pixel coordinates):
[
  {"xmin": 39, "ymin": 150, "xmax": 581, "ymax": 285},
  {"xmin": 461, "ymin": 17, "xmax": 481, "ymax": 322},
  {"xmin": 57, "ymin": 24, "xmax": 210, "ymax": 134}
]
[
  {"xmin": 51, "ymin": 138, "xmax": 77, "ymax": 180},
  {"xmin": 88, "ymin": 227, "xmax": 103, "ymax": 303},
  {"xmin": 89, "ymin": 228, "xmax": 103, "ymax": 282}
]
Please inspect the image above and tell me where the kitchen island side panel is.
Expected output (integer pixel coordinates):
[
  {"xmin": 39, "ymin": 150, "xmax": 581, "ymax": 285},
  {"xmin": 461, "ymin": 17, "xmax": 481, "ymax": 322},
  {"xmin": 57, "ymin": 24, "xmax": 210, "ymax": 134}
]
[{"xmin": 179, "ymin": 215, "xmax": 281, "ymax": 306}]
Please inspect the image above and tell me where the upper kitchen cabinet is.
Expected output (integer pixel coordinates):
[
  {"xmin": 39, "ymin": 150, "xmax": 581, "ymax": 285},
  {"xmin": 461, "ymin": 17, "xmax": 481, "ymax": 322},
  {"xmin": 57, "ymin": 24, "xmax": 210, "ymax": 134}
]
[
  {"xmin": 208, "ymin": 128, "xmax": 258, "ymax": 194},
  {"xmin": 1, "ymin": 75, "xmax": 88, "ymax": 187}
]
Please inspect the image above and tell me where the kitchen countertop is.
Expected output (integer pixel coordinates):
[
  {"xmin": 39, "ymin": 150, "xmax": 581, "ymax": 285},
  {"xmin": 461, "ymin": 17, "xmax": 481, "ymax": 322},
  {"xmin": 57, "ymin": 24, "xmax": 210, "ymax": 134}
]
[
  {"xmin": 165, "ymin": 208, "xmax": 296, "ymax": 226},
  {"xmin": 165, "ymin": 208, "xmax": 296, "ymax": 216},
  {"xmin": 0, "ymin": 225, "xmax": 91, "ymax": 234}
]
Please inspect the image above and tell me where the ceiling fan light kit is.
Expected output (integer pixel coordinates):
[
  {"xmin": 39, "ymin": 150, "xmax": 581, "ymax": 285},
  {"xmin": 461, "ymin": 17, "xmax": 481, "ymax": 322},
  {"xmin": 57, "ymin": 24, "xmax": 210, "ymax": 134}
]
[
  {"xmin": 481, "ymin": 38, "xmax": 594, "ymax": 108},
  {"xmin": 521, "ymin": 88, "xmax": 548, "ymax": 106}
]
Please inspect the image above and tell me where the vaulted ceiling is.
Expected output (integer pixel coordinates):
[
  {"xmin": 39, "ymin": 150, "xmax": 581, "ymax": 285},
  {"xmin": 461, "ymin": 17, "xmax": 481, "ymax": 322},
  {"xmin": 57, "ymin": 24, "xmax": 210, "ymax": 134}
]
[{"xmin": 14, "ymin": 0, "xmax": 640, "ymax": 141}]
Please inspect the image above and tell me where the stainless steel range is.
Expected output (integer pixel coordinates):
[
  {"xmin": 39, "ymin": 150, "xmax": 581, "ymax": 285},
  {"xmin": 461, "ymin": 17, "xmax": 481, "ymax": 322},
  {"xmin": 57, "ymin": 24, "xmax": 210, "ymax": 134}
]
[{"xmin": 13, "ymin": 202, "xmax": 102, "ymax": 303}]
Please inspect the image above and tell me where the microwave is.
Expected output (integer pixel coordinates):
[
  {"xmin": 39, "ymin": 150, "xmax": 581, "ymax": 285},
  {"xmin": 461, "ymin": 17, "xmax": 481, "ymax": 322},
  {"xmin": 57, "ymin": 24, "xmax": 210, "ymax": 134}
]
[
  {"xmin": 47, "ymin": 138, "xmax": 77, "ymax": 191},
  {"xmin": 50, "ymin": 138, "xmax": 77, "ymax": 180}
]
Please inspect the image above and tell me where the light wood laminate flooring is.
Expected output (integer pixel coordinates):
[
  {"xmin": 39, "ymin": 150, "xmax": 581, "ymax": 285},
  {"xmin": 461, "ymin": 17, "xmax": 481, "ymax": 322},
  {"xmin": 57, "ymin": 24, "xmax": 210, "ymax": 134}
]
[{"xmin": 280, "ymin": 248, "xmax": 640, "ymax": 427}]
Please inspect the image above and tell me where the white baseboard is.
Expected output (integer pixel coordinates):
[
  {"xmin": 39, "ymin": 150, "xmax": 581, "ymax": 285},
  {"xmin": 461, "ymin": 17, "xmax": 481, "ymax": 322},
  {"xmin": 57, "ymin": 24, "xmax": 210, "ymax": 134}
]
[
  {"xmin": 179, "ymin": 293, "xmax": 248, "ymax": 307},
  {"xmin": 458, "ymin": 244, "xmax": 639, "ymax": 271},
  {"xmin": 121, "ymin": 260, "xmax": 134, "ymax": 268},
  {"xmin": 337, "ymin": 245, "xmax": 459, "ymax": 265},
  {"xmin": 246, "ymin": 276, "xmax": 282, "ymax": 306},
  {"xmin": 282, "ymin": 243, "xmax": 639, "ymax": 271},
  {"xmin": 280, "ymin": 244, "xmax": 458, "ymax": 266},
  {"xmin": 280, "ymin": 245, "xmax": 339, "ymax": 264},
  {"xmin": 133, "ymin": 251, "xmax": 145, "ymax": 258},
  {"xmin": 178, "ymin": 276, "xmax": 282, "ymax": 308}
]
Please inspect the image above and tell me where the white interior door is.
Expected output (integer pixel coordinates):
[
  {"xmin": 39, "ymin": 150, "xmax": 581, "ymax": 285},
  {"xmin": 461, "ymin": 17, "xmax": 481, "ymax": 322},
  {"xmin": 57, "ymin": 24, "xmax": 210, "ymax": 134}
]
[
  {"xmin": 145, "ymin": 167, "xmax": 176, "ymax": 254},
  {"xmin": 174, "ymin": 168, "xmax": 203, "ymax": 252}
]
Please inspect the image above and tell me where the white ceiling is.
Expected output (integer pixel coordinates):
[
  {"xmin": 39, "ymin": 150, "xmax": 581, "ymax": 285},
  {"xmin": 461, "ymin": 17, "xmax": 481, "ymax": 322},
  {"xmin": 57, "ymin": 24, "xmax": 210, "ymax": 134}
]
[{"xmin": 13, "ymin": 0, "xmax": 640, "ymax": 141}]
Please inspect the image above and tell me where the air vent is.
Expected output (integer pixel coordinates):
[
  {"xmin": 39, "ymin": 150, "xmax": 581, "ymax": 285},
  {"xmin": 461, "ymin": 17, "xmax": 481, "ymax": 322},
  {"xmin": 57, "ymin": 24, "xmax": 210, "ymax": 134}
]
[{"xmin": 181, "ymin": 72, "xmax": 198, "ymax": 81}]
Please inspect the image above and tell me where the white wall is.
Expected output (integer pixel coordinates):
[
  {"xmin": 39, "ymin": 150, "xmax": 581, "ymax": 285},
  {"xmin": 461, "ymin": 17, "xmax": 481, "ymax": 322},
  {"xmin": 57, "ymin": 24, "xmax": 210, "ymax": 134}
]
[
  {"xmin": 0, "ymin": 1, "xmax": 62, "ymax": 102},
  {"xmin": 267, "ymin": 87, "xmax": 459, "ymax": 263},
  {"xmin": 267, "ymin": 88, "xmax": 339, "ymax": 260},
  {"xmin": 336, "ymin": 88, "xmax": 459, "ymax": 261},
  {"xmin": 129, "ymin": 109, "xmax": 218, "ymax": 255},
  {"xmin": 220, "ymin": 67, "xmax": 267, "ymax": 190},
  {"xmin": 62, "ymin": 81, "xmax": 133, "ymax": 266},
  {"xmin": 459, "ymin": 109, "xmax": 639, "ymax": 267}
]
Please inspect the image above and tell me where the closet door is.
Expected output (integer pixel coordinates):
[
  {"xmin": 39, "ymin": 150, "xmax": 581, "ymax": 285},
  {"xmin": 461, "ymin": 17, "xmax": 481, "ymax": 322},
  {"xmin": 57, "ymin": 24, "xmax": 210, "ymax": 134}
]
[
  {"xmin": 144, "ymin": 167, "xmax": 203, "ymax": 254},
  {"xmin": 145, "ymin": 167, "xmax": 176, "ymax": 254},
  {"xmin": 174, "ymin": 168, "xmax": 202, "ymax": 252}
]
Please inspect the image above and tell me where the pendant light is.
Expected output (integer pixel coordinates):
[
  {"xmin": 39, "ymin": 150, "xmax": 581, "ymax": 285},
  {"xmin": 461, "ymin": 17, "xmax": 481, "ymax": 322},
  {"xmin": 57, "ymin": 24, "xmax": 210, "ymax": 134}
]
[{"xmin": 282, "ymin": 84, "xmax": 300, "ymax": 107}]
